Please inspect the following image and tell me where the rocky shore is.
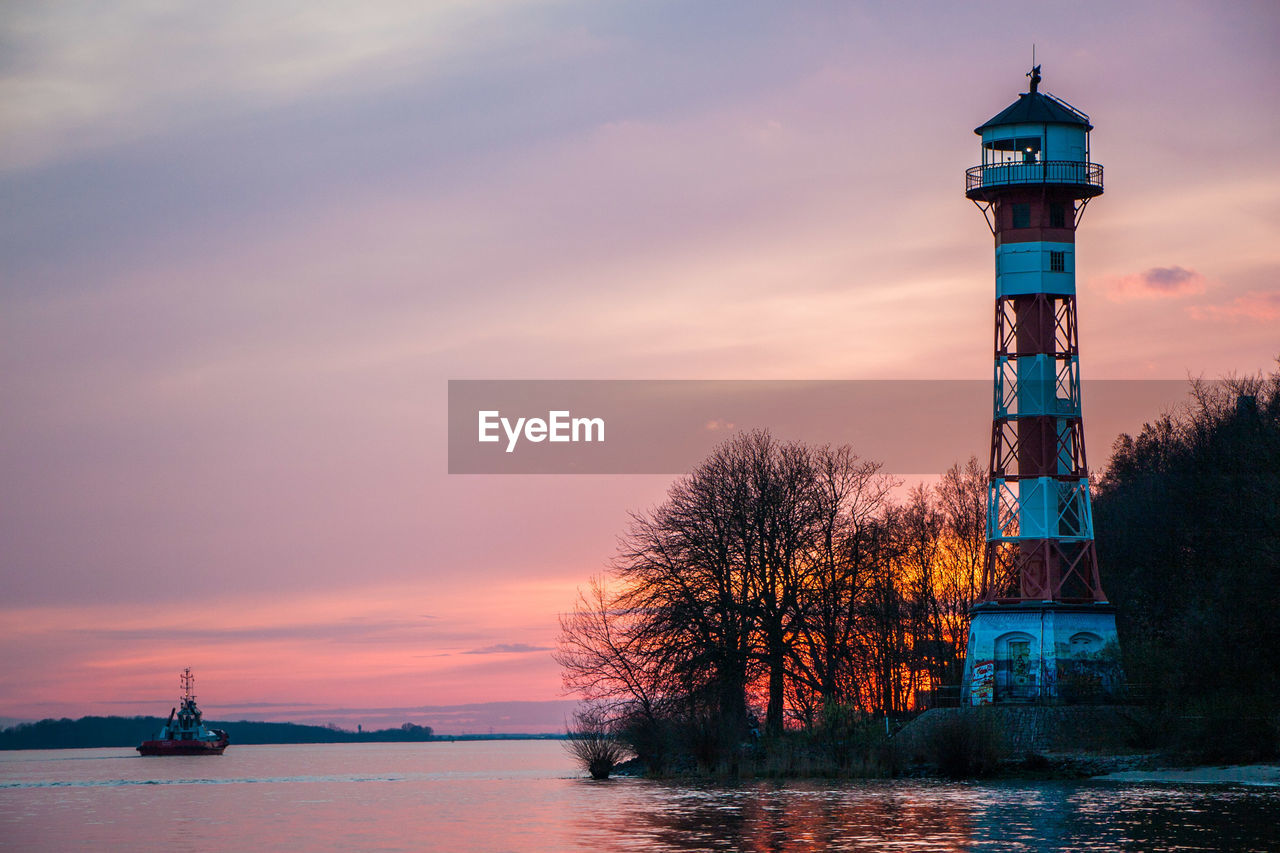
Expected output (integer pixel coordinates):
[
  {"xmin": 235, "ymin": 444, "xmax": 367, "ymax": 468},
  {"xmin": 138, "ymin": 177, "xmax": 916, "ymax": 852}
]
[{"xmin": 896, "ymin": 706, "xmax": 1279, "ymax": 782}]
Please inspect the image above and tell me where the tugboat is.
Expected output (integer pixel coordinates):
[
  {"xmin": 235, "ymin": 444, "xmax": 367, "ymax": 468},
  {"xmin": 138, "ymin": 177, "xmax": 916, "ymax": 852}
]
[{"xmin": 136, "ymin": 668, "xmax": 229, "ymax": 756}]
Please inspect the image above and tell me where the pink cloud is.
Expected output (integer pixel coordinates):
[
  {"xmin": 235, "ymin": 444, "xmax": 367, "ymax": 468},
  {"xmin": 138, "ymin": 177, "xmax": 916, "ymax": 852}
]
[
  {"xmin": 1188, "ymin": 290, "xmax": 1280, "ymax": 322},
  {"xmin": 463, "ymin": 643, "xmax": 554, "ymax": 655},
  {"xmin": 1102, "ymin": 266, "xmax": 1208, "ymax": 301}
]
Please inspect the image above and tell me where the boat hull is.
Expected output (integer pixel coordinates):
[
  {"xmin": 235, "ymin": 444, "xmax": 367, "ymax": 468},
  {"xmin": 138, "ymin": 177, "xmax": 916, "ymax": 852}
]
[{"xmin": 136, "ymin": 738, "xmax": 228, "ymax": 756}]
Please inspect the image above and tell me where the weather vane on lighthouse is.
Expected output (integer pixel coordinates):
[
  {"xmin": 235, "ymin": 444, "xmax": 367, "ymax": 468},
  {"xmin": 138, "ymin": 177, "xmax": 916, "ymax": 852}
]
[{"xmin": 960, "ymin": 66, "xmax": 1123, "ymax": 705}]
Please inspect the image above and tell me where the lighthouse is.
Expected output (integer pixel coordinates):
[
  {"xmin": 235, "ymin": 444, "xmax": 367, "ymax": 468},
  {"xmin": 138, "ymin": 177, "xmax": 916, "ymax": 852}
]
[{"xmin": 960, "ymin": 67, "xmax": 1123, "ymax": 705}]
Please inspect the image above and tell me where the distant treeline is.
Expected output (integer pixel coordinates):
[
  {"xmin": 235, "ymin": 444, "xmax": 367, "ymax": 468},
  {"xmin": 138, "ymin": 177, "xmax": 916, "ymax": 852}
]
[{"xmin": 0, "ymin": 716, "xmax": 435, "ymax": 750}]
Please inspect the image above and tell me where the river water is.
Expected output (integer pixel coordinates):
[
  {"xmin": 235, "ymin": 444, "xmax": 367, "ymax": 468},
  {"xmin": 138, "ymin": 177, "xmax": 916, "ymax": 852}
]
[{"xmin": 2, "ymin": 740, "xmax": 1278, "ymax": 851}]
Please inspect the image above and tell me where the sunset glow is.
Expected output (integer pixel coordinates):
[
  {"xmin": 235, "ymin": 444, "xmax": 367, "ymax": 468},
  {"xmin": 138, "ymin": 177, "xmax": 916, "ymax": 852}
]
[{"xmin": 2, "ymin": 1, "xmax": 1278, "ymax": 733}]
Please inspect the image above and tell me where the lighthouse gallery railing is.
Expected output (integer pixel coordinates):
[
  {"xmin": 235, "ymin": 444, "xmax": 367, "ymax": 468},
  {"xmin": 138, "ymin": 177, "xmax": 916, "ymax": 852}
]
[{"xmin": 966, "ymin": 160, "xmax": 1103, "ymax": 193}]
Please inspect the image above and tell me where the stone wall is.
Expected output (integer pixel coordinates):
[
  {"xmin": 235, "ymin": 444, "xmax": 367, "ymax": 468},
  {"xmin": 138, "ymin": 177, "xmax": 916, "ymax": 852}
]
[{"xmin": 896, "ymin": 705, "xmax": 1143, "ymax": 761}]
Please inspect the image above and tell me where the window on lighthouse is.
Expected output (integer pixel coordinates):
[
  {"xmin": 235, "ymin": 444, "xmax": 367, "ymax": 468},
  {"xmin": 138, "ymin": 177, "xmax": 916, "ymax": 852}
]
[
  {"xmin": 1011, "ymin": 204, "xmax": 1031, "ymax": 228},
  {"xmin": 1050, "ymin": 203, "xmax": 1067, "ymax": 228},
  {"xmin": 1050, "ymin": 251, "xmax": 1066, "ymax": 272}
]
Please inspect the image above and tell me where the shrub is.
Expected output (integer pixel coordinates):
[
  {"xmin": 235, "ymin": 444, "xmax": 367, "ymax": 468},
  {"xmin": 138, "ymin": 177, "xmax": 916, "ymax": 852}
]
[
  {"xmin": 615, "ymin": 712, "xmax": 671, "ymax": 776},
  {"xmin": 565, "ymin": 707, "xmax": 631, "ymax": 780}
]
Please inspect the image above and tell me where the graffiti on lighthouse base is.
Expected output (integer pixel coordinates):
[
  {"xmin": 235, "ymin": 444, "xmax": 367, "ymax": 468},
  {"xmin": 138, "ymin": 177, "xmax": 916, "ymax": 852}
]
[{"xmin": 970, "ymin": 661, "xmax": 995, "ymax": 705}]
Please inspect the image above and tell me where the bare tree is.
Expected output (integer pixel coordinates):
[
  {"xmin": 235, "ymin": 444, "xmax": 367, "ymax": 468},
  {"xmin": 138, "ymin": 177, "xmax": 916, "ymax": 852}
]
[
  {"xmin": 555, "ymin": 576, "xmax": 662, "ymax": 722},
  {"xmin": 789, "ymin": 449, "xmax": 897, "ymax": 715},
  {"xmin": 898, "ymin": 483, "xmax": 946, "ymax": 705},
  {"xmin": 931, "ymin": 457, "xmax": 987, "ymax": 685},
  {"xmin": 613, "ymin": 437, "xmax": 760, "ymax": 745},
  {"xmin": 741, "ymin": 436, "xmax": 824, "ymax": 736}
]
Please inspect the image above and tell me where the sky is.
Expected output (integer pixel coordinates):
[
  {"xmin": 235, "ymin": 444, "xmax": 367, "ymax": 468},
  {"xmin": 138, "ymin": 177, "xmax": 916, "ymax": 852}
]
[{"xmin": 2, "ymin": 1, "xmax": 1278, "ymax": 732}]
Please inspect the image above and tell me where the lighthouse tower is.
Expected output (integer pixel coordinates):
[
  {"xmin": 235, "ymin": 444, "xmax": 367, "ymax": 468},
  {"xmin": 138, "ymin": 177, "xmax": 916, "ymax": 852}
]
[{"xmin": 960, "ymin": 67, "xmax": 1122, "ymax": 705}]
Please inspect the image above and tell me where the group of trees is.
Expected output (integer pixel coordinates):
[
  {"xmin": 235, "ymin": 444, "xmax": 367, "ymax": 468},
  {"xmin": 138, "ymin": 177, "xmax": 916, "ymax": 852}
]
[
  {"xmin": 1093, "ymin": 370, "xmax": 1280, "ymax": 716},
  {"xmin": 555, "ymin": 431, "xmax": 988, "ymax": 769},
  {"xmin": 558, "ymin": 365, "xmax": 1280, "ymax": 772}
]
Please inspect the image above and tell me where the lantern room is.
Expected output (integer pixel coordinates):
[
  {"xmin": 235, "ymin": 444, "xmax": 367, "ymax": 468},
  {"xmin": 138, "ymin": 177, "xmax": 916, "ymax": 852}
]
[{"xmin": 966, "ymin": 66, "xmax": 1103, "ymax": 202}]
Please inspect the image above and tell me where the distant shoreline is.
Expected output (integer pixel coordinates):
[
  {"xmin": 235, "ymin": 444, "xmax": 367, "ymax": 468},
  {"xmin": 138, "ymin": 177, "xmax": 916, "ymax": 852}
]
[{"xmin": 0, "ymin": 715, "xmax": 566, "ymax": 751}]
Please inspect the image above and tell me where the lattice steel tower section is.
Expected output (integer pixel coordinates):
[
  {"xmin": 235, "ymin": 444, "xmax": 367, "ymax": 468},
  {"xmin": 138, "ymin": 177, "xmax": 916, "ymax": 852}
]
[{"xmin": 960, "ymin": 66, "xmax": 1122, "ymax": 705}]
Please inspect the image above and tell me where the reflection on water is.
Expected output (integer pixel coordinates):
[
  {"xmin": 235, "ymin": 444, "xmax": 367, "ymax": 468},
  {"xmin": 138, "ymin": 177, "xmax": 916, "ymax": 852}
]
[
  {"xmin": 2, "ymin": 741, "xmax": 1277, "ymax": 852},
  {"xmin": 600, "ymin": 783, "xmax": 976, "ymax": 851},
  {"xmin": 592, "ymin": 779, "xmax": 1280, "ymax": 852}
]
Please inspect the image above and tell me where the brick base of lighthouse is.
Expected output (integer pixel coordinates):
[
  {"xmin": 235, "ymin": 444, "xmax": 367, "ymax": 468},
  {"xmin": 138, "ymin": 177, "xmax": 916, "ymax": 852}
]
[{"xmin": 961, "ymin": 603, "xmax": 1123, "ymax": 705}]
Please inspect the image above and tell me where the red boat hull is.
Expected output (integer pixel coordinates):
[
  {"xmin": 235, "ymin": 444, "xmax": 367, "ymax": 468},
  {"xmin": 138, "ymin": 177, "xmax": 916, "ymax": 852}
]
[{"xmin": 136, "ymin": 738, "xmax": 228, "ymax": 756}]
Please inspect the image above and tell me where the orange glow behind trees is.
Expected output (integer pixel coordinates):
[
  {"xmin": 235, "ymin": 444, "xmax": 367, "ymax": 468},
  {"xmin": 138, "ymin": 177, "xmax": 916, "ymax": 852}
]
[{"xmin": 556, "ymin": 434, "xmax": 989, "ymax": 749}]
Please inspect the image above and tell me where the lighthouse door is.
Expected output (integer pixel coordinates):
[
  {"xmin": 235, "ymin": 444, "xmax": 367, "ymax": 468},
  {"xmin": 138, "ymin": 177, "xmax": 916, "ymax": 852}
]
[
  {"xmin": 995, "ymin": 632, "xmax": 1037, "ymax": 701},
  {"xmin": 1007, "ymin": 640, "xmax": 1034, "ymax": 699}
]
